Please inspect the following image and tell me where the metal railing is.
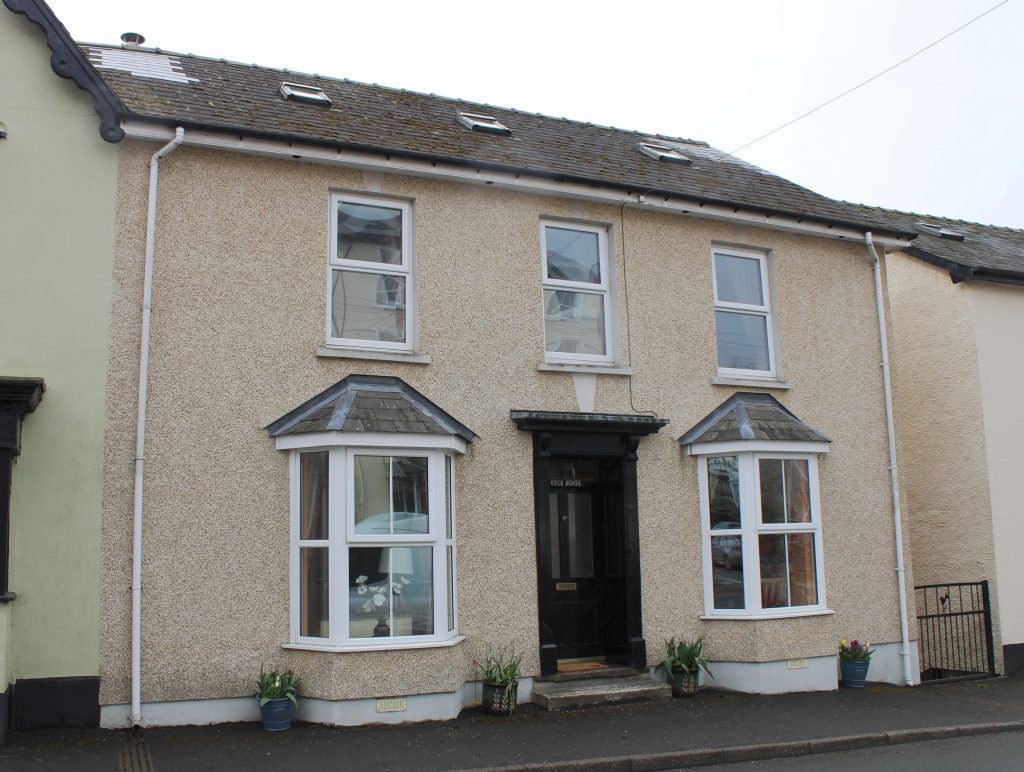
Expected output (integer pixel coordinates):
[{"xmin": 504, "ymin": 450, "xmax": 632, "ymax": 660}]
[{"xmin": 915, "ymin": 580, "xmax": 995, "ymax": 682}]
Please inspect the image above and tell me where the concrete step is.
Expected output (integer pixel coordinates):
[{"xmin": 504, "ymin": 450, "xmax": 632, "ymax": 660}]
[
  {"xmin": 532, "ymin": 674, "xmax": 671, "ymax": 711},
  {"xmin": 535, "ymin": 665, "xmax": 641, "ymax": 683}
]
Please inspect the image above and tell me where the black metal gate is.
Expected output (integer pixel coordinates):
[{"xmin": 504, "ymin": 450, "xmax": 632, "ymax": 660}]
[{"xmin": 916, "ymin": 581, "xmax": 996, "ymax": 682}]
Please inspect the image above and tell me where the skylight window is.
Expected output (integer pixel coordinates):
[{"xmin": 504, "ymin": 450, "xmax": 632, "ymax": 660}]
[
  {"xmin": 915, "ymin": 222, "xmax": 965, "ymax": 241},
  {"xmin": 280, "ymin": 82, "xmax": 332, "ymax": 105},
  {"xmin": 638, "ymin": 142, "xmax": 692, "ymax": 165},
  {"xmin": 456, "ymin": 112, "xmax": 511, "ymax": 135}
]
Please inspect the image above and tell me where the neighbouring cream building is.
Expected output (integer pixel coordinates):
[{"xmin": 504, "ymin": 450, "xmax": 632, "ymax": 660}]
[
  {"xmin": 84, "ymin": 35, "xmax": 930, "ymax": 729},
  {"xmin": 0, "ymin": 0, "xmax": 123, "ymax": 738},
  {"xmin": 881, "ymin": 208, "xmax": 1024, "ymax": 677}
]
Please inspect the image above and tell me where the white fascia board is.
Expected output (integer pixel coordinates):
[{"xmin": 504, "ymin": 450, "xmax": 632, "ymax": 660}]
[
  {"xmin": 121, "ymin": 121, "xmax": 913, "ymax": 250},
  {"xmin": 274, "ymin": 431, "xmax": 468, "ymax": 454},
  {"xmin": 685, "ymin": 439, "xmax": 830, "ymax": 456}
]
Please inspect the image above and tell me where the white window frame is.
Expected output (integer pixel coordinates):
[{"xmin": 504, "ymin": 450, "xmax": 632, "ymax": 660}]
[
  {"xmin": 697, "ymin": 450, "xmax": 827, "ymax": 618},
  {"xmin": 286, "ymin": 437, "xmax": 462, "ymax": 651},
  {"xmin": 711, "ymin": 246, "xmax": 776, "ymax": 378},
  {"xmin": 540, "ymin": 220, "xmax": 614, "ymax": 364},
  {"xmin": 326, "ymin": 193, "xmax": 415, "ymax": 353}
]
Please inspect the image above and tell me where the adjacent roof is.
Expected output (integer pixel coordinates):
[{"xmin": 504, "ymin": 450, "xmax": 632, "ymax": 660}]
[
  {"xmin": 851, "ymin": 204, "xmax": 1024, "ymax": 285},
  {"xmin": 3, "ymin": 0, "xmax": 125, "ymax": 141},
  {"xmin": 266, "ymin": 375, "xmax": 475, "ymax": 441},
  {"xmin": 76, "ymin": 39, "xmax": 914, "ymax": 238},
  {"xmin": 679, "ymin": 392, "xmax": 830, "ymax": 447}
]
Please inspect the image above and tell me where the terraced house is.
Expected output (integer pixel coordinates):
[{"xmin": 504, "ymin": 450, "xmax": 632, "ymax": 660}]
[{"xmin": 4, "ymin": 0, "xmax": 966, "ymax": 733}]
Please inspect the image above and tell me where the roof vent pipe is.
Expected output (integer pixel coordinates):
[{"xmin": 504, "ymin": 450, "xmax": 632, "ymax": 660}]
[{"xmin": 120, "ymin": 32, "xmax": 146, "ymax": 46}]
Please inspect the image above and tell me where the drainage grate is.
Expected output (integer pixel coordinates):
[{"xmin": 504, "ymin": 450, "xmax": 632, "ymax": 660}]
[{"xmin": 119, "ymin": 728, "xmax": 155, "ymax": 772}]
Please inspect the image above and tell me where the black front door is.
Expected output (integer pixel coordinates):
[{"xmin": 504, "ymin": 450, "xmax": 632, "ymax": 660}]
[{"xmin": 538, "ymin": 456, "xmax": 628, "ymax": 666}]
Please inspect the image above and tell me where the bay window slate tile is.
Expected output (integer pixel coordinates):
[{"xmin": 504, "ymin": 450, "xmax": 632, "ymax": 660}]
[
  {"xmin": 679, "ymin": 392, "xmax": 830, "ymax": 447},
  {"xmin": 267, "ymin": 375, "xmax": 476, "ymax": 441}
]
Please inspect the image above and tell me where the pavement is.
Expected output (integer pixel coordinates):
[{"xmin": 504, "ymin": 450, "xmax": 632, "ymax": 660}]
[{"xmin": 2, "ymin": 674, "xmax": 1024, "ymax": 771}]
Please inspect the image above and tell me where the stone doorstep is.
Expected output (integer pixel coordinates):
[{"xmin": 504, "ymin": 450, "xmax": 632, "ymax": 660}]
[
  {"xmin": 532, "ymin": 674, "xmax": 672, "ymax": 711},
  {"xmin": 535, "ymin": 665, "xmax": 642, "ymax": 683}
]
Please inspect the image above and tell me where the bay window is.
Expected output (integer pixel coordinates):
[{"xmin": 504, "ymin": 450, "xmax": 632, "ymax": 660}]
[
  {"xmin": 699, "ymin": 451, "xmax": 826, "ymax": 617},
  {"xmin": 290, "ymin": 445, "xmax": 457, "ymax": 648}
]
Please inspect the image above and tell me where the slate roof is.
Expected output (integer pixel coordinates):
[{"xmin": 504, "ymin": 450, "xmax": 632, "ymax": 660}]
[
  {"xmin": 77, "ymin": 41, "xmax": 915, "ymax": 238},
  {"xmin": 850, "ymin": 204, "xmax": 1024, "ymax": 284},
  {"xmin": 266, "ymin": 375, "xmax": 475, "ymax": 441},
  {"xmin": 679, "ymin": 392, "xmax": 830, "ymax": 447}
]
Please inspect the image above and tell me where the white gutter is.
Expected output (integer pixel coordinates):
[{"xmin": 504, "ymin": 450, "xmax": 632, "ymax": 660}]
[
  {"xmin": 865, "ymin": 232, "xmax": 915, "ymax": 687},
  {"xmin": 131, "ymin": 127, "xmax": 185, "ymax": 726},
  {"xmin": 121, "ymin": 121, "xmax": 914, "ymax": 250}
]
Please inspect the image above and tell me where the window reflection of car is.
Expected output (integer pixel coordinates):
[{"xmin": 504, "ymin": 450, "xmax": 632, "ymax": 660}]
[
  {"xmin": 355, "ymin": 511, "xmax": 428, "ymax": 535},
  {"xmin": 711, "ymin": 521, "xmax": 742, "ymax": 571}
]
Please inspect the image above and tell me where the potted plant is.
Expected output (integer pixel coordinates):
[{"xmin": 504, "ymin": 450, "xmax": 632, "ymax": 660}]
[
  {"xmin": 660, "ymin": 636, "xmax": 713, "ymax": 698},
  {"xmin": 257, "ymin": 667, "xmax": 300, "ymax": 730},
  {"xmin": 473, "ymin": 646, "xmax": 523, "ymax": 715},
  {"xmin": 838, "ymin": 639, "xmax": 872, "ymax": 688}
]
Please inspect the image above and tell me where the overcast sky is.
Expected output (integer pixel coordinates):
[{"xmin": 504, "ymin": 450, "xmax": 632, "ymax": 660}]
[{"xmin": 47, "ymin": 0, "xmax": 1023, "ymax": 229}]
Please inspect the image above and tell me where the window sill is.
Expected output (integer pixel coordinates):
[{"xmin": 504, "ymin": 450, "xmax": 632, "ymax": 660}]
[
  {"xmin": 712, "ymin": 375, "xmax": 790, "ymax": 390},
  {"xmin": 316, "ymin": 346, "xmax": 432, "ymax": 365},
  {"xmin": 538, "ymin": 362, "xmax": 632, "ymax": 377},
  {"xmin": 700, "ymin": 608, "xmax": 833, "ymax": 621},
  {"xmin": 282, "ymin": 634, "xmax": 464, "ymax": 653},
  {"xmin": 0, "ymin": 591, "xmax": 16, "ymax": 604}
]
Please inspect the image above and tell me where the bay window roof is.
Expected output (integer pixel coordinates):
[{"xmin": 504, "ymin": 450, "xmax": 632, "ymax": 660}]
[
  {"xmin": 679, "ymin": 392, "xmax": 830, "ymax": 448},
  {"xmin": 266, "ymin": 375, "xmax": 475, "ymax": 441}
]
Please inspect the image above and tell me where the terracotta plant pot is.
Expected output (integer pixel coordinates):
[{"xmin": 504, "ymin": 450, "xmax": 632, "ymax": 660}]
[
  {"xmin": 259, "ymin": 697, "xmax": 296, "ymax": 730},
  {"xmin": 669, "ymin": 669, "xmax": 699, "ymax": 698},
  {"xmin": 482, "ymin": 681, "xmax": 518, "ymax": 715},
  {"xmin": 840, "ymin": 659, "xmax": 870, "ymax": 688}
]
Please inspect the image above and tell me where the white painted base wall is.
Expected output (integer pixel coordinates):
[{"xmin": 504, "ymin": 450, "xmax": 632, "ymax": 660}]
[
  {"xmin": 702, "ymin": 655, "xmax": 838, "ymax": 694},
  {"xmin": 864, "ymin": 641, "xmax": 921, "ymax": 686},
  {"xmin": 697, "ymin": 642, "xmax": 919, "ymax": 694},
  {"xmin": 101, "ymin": 677, "xmax": 535, "ymax": 729},
  {"xmin": 102, "ymin": 645, "xmax": 919, "ymax": 729}
]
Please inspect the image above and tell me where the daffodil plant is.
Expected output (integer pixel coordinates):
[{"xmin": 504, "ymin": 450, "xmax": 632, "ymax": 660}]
[{"xmin": 257, "ymin": 667, "xmax": 300, "ymax": 706}]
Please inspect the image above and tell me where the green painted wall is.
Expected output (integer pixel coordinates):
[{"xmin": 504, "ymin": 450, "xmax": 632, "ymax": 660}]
[{"xmin": 0, "ymin": 10, "xmax": 118, "ymax": 685}]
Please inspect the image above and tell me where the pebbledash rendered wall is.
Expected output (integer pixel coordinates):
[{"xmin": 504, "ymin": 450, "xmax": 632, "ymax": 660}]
[
  {"xmin": 100, "ymin": 139, "xmax": 916, "ymax": 726},
  {"xmin": 888, "ymin": 252, "xmax": 1024, "ymax": 674}
]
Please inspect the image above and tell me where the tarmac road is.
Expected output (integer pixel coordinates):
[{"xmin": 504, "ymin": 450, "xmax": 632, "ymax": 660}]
[{"xmin": 703, "ymin": 729, "xmax": 1024, "ymax": 771}]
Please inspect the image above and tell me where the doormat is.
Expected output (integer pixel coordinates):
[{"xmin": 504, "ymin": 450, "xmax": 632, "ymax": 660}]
[{"xmin": 558, "ymin": 661, "xmax": 609, "ymax": 673}]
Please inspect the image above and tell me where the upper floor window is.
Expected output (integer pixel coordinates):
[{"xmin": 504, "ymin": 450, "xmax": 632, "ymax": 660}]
[
  {"xmin": 712, "ymin": 247, "xmax": 775, "ymax": 377},
  {"xmin": 328, "ymin": 194, "xmax": 414, "ymax": 351},
  {"xmin": 541, "ymin": 221, "xmax": 613, "ymax": 364}
]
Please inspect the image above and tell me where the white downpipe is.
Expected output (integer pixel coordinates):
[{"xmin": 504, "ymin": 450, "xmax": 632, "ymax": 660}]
[
  {"xmin": 865, "ymin": 232, "xmax": 914, "ymax": 687},
  {"xmin": 131, "ymin": 127, "xmax": 185, "ymax": 725}
]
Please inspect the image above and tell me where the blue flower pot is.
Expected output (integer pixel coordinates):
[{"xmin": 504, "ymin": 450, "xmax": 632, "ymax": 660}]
[
  {"xmin": 259, "ymin": 697, "xmax": 295, "ymax": 730},
  {"xmin": 840, "ymin": 659, "xmax": 870, "ymax": 688}
]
